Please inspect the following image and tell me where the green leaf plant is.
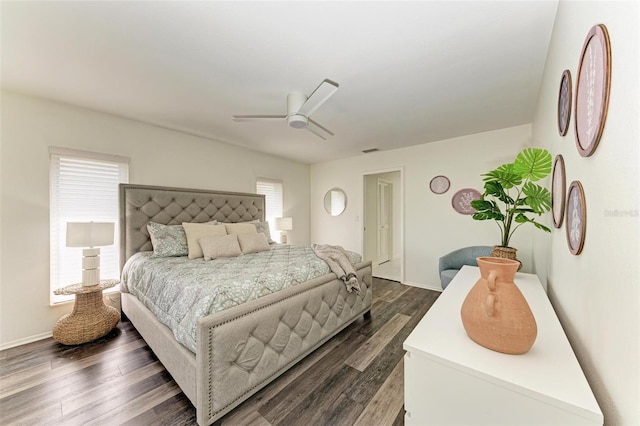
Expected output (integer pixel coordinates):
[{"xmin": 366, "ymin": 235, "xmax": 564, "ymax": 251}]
[{"xmin": 470, "ymin": 148, "xmax": 553, "ymax": 248}]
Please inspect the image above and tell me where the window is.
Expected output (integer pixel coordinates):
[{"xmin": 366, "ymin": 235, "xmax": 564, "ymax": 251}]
[
  {"xmin": 49, "ymin": 147, "xmax": 129, "ymax": 304},
  {"xmin": 256, "ymin": 178, "xmax": 283, "ymax": 239}
]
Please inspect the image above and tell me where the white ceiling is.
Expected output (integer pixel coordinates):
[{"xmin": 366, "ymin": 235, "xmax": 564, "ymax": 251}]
[{"xmin": 1, "ymin": 1, "xmax": 558, "ymax": 164}]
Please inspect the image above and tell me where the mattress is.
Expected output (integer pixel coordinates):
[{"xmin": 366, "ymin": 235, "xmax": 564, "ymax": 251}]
[{"xmin": 121, "ymin": 244, "xmax": 362, "ymax": 353}]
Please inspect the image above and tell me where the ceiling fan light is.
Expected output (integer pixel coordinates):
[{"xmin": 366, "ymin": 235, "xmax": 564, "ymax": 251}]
[{"xmin": 287, "ymin": 114, "xmax": 308, "ymax": 129}]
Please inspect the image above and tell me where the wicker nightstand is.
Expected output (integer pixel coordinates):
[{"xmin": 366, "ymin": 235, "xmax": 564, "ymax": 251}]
[{"xmin": 52, "ymin": 279, "xmax": 120, "ymax": 345}]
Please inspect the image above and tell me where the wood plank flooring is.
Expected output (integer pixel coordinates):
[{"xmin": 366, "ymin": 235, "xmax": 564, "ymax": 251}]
[{"xmin": 0, "ymin": 278, "xmax": 439, "ymax": 425}]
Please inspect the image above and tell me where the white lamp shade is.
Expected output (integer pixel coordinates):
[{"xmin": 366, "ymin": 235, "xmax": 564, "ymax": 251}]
[
  {"xmin": 66, "ymin": 222, "xmax": 115, "ymax": 247},
  {"xmin": 275, "ymin": 217, "xmax": 293, "ymax": 231}
]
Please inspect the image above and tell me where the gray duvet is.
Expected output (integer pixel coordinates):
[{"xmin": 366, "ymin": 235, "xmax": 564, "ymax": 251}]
[{"xmin": 121, "ymin": 244, "xmax": 362, "ymax": 353}]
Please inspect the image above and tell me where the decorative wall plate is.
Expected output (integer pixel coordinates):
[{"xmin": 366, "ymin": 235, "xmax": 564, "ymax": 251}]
[
  {"xmin": 557, "ymin": 70, "xmax": 572, "ymax": 136},
  {"xmin": 552, "ymin": 155, "xmax": 566, "ymax": 228},
  {"xmin": 565, "ymin": 181, "xmax": 586, "ymax": 255},
  {"xmin": 430, "ymin": 175, "xmax": 450, "ymax": 194},
  {"xmin": 575, "ymin": 24, "xmax": 611, "ymax": 157},
  {"xmin": 451, "ymin": 188, "xmax": 481, "ymax": 215}
]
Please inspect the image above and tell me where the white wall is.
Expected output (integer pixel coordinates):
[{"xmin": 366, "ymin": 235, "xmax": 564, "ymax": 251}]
[
  {"xmin": 531, "ymin": 1, "xmax": 639, "ymax": 424},
  {"xmin": 0, "ymin": 91, "xmax": 310, "ymax": 349},
  {"xmin": 311, "ymin": 124, "xmax": 534, "ymax": 291}
]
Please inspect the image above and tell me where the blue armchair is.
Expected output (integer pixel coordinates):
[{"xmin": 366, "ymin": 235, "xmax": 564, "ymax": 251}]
[{"xmin": 438, "ymin": 246, "xmax": 492, "ymax": 290}]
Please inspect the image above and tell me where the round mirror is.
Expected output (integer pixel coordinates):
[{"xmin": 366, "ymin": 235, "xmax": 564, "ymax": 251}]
[{"xmin": 324, "ymin": 188, "xmax": 347, "ymax": 216}]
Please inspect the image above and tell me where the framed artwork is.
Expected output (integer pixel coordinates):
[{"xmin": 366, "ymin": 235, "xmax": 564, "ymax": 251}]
[
  {"xmin": 430, "ymin": 175, "xmax": 450, "ymax": 194},
  {"xmin": 574, "ymin": 24, "xmax": 611, "ymax": 157},
  {"xmin": 565, "ymin": 181, "xmax": 586, "ymax": 255},
  {"xmin": 557, "ymin": 70, "xmax": 572, "ymax": 136},
  {"xmin": 551, "ymin": 155, "xmax": 566, "ymax": 228},
  {"xmin": 451, "ymin": 188, "xmax": 481, "ymax": 215}
]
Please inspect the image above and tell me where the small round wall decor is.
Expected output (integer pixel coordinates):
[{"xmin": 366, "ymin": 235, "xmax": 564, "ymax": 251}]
[
  {"xmin": 557, "ymin": 70, "xmax": 572, "ymax": 136},
  {"xmin": 429, "ymin": 175, "xmax": 450, "ymax": 194},
  {"xmin": 574, "ymin": 24, "xmax": 611, "ymax": 157},
  {"xmin": 565, "ymin": 181, "xmax": 586, "ymax": 255},
  {"xmin": 451, "ymin": 188, "xmax": 481, "ymax": 215},
  {"xmin": 551, "ymin": 155, "xmax": 566, "ymax": 228}
]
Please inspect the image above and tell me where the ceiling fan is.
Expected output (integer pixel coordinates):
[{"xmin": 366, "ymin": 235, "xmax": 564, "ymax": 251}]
[{"xmin": 232, "ymin": 79, "xmax": 339, "ymax": 140}]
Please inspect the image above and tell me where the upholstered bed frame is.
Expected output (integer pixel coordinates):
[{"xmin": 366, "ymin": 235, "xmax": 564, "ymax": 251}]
[{"xmin": 119, "ymin": 184, "xmax": 372, "ymax": 425}]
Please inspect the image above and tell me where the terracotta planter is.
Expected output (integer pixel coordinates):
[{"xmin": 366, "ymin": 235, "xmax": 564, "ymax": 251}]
[{"xmin": 460, "ymin": 257, "xmax": 537, "ymax": 355}]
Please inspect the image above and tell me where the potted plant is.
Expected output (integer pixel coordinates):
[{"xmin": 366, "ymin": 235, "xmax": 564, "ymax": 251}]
[{"xmin": 470, "ymin": 147, "xmax": 552, "ymax": 264}]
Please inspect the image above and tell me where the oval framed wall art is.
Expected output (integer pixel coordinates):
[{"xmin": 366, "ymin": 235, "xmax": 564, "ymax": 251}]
[
  {"xmin": 574, "ymin": 24, "xmax": 611, "ymax": 157},
  {"xmin": 451, "ymin": 188, "xmax": 481, "ymax": 215}
]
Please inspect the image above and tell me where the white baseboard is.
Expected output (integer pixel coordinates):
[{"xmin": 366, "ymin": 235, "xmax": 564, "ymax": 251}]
[
  {"xmin": 2, "ymin": 291, "xmax": 122, "ymax": 352},
  {"xmin": 0, "ymin": 331, "xmax": 52, "ymax": 352},
  {"xmin": 402, "ymin": 280, "xmax": 443, "ymax": 293}
]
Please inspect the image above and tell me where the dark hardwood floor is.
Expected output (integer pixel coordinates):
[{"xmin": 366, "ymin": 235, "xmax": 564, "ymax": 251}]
[{"xmin": 0, "ymin": 278, "xmax": 439, "ymax": 425}]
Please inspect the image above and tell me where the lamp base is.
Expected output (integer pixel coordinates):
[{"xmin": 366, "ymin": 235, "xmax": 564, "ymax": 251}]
[
  {"xmin": 82, "ymin": 269, "xmax": 100, "ymax": 287},
  {"xmin": 82, "ymin": 248, "xmax": 101, "ymax": 286},
  {"xmin": 280, "ymin": 232, "xmax": 288, "ymax": 244}
]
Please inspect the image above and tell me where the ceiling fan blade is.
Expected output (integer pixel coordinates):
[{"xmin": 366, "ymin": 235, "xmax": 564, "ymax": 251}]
[
  {"xmin": 232, "ymin": 115, "xmax": 285, "ymax": 122},
  {"xmin": 306, "ymin": 118, "xmax": 334, "ymax": 140},
  {"xmin": 296, "ymin": 79, "xmax": 339, "ymax": 117},
  {"xmin": 305, "ymin": 126, "xmax": 326, "ymax": 140}
]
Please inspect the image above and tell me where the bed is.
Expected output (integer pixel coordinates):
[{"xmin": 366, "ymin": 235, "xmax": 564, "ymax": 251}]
[{"xmin": 119, "ymin": 184, "xmax": 372, "ymax": 425}]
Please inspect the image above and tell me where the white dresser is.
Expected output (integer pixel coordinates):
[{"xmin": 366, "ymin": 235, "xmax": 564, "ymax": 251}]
[{"xmin": 403, "ymin": 266, "xmax": 603, "ymax": 425}]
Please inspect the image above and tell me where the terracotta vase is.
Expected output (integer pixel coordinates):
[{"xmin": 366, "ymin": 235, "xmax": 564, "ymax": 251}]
[{"xmin": 460, "ymin": 257, "xmax": 537, "ymax": 355}]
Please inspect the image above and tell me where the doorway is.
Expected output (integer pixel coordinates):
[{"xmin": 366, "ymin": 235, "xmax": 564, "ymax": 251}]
[
  {"xmin": 377, "ymin": 179, "xmax": 392, "ymax": 264},
  {"xmin": 363, "ymin": 170, "xmax": 402, "ymax": 282}
]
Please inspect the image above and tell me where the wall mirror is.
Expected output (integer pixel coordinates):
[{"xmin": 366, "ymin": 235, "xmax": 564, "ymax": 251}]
[{"xmin": 324, "ymin": 188, "xmax": 347, "ymax": 216}]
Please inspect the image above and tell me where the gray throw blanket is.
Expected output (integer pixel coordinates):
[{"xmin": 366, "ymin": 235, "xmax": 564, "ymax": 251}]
[{"xmin": 311, "ymin": 244, "xmax": 360, "ymax": 293}]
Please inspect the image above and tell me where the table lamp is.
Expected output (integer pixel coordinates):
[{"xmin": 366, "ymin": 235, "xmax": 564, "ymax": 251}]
[
  {"xmin": 66, "ymin": 222, "xmax": 115, "ymax": 286},
  {"xmin": 274, "ymin": 217, "xmax": 293, "ymax": 244}
]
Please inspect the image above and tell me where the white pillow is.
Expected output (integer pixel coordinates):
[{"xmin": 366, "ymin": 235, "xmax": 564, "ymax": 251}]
[
  {"xmin": 225, "ymin": 223, "xmax": 258, "ymax": 235},
  {"xmin": 182, "ymin": 222, "xmax": 228, "ymax": 259},
  {"xmin": 238, "ymin": 233, "xmax": 271, "ymax": 254},
  {"xmin": 199, "ymin": 235, "xmax": 242, "ymax": 260}
]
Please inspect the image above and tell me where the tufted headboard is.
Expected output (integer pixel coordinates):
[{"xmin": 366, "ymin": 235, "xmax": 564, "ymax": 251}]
[{"xmin": 119, "ymin": 184, "xmax": 265, "ymax": 268}]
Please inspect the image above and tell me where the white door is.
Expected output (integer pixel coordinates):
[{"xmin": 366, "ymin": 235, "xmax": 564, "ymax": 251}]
[{"xmin": 377, "ymin": 179, "xmax": 392, "ymax": 264}]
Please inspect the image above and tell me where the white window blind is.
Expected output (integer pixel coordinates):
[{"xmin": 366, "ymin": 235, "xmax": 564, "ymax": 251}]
[
  {"xmin": 49, "ymin": 147, "xmax": 129, "ymax": 304},
  {"xmin": 256, "ymin": 178, "xmax": 283, "ymax": 239}
]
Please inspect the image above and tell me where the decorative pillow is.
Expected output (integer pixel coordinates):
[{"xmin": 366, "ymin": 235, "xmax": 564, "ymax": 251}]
[
  {"xmin": 199, "ymin": 235, "xmax": 242, "ymax": 260},
  {"xmin": 147, "ymin": 222, "xmax": 188, "ymax": 257},
  {"xmin": 252, "ymin": 221, "xmax": 276, "ymax": 244},
  {"xmin": 225, "ymin": 223, "xmax": 258, "ymax": 235},
  {"xmin": 238, "ymin": 233, "xmax": 271, "ymax": 254},
  {"xmin": 182, "ymin": 222, "xmax": 228, "ymax": 259}
]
